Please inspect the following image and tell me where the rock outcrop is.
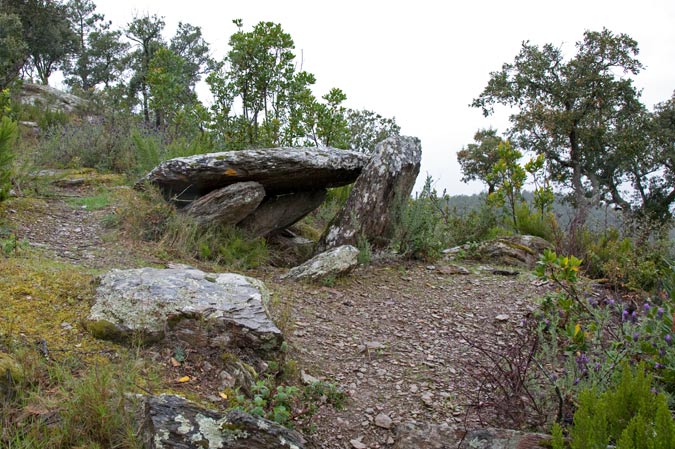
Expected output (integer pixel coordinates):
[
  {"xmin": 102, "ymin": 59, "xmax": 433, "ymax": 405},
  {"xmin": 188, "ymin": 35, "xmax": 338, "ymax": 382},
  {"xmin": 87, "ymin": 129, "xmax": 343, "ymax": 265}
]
[
  {"xmin": 137, "ymin": 147, "xmax": 369, "ymax": 202},
  {"xmin": 319, "ymin": 136, "xmax": 421, "ymax": 250},
  {"xmin": 19, "ymin": 83, "xmax": 87, "ymax": 113},
  {"xmin": 84, "ymin": 267, "xmax": 282, "ymax": 354},
  {"xmin": 444, "ymin": 235, "xmax": 552, "ymax": 268},
  {"xmin": 283, "ymin": 245, "xmax": 359, "ymax": 282},
  {"xmin": 184, "ymin": 181, "xmax": 265, "ymax": 226},
  {"xmin": 139, "ymin": 394, "xmax": 306, "ymax": 449}
]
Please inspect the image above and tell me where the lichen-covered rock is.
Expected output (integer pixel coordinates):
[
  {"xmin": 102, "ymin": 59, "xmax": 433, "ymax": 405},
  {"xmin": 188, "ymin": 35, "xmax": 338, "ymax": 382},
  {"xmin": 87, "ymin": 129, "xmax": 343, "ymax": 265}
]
[
  {"xmin": 393, "ymin": 422, "xmax": 550, "ymax": 449},
  {"xmin": 183, "ymin": 182, "xmax": 265, "ymax": 225},
  {"xmin": 19, "ymin": 83, "xmax": 88, "ymax": 113},
  {"xmin": 444, "ymin": 235, "xmax": 552, "ymax": 268},
  {"xmin": 140, "ymin": 394, "xmax": 306, "ymax": 449},
  {"xmin": 238, "ymin": 189, "xmax": 327, "ymax": 237},
  {"xmin": 319, "ymin": 136, "xmax": 421, "ymax": 251},
  {"xmin": 84, "ymin": 267, "xmax": 282, "ymax": 354},
  {"xmin": 282, "ymin": 245, "xmax": 359, "ymax": 282},
  {"xmin": 136, "ymin": 147, "xmax": 369, "ymax": 202}
]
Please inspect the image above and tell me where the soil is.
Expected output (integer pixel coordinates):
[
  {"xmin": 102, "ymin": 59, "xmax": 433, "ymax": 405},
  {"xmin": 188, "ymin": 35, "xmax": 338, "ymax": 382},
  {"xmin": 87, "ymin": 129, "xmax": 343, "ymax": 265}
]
[{"xmin": 6, "ymin": 178, "xmax": 551, "ymax": 449}]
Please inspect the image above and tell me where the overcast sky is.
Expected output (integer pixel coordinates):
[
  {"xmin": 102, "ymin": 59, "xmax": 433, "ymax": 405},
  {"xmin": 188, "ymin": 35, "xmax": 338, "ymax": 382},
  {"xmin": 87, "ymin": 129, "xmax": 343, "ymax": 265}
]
[{"xmin": 93, "ymin": 0, "xmax": 675, "ymax": 195}]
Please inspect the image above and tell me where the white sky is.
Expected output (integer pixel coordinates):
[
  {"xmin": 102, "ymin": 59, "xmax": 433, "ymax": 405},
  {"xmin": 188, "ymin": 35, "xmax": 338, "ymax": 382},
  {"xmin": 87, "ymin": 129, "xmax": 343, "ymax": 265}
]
[{"xmin": 93, "ymin": 0, "xmax": 675, "ymax": 195}]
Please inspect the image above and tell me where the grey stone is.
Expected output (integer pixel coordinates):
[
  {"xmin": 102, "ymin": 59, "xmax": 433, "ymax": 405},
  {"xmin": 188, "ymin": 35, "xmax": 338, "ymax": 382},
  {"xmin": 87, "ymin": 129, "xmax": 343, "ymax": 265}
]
[
  {"xmin": 445, "ymin": 235, "xmax": 552, "ymax": 268},
  {"xmin": 374, "ymin": 413, "xmax": 393, "ymax": 429},
  {"xmin": 183, "ymin": 181, "xmax": 265, "ymax": 225},
  {"xmin": 85, "ymin": 267, "xmax": 282, "ymax": 354},
  {"xmin": 238, "ymin": 189, "xmax": 327, "ymax": 237},
  {"xmin": 136, "ymin": 147, "xmax": 369, "ymax": 202},
  {"xmin": 139, "ymin": 394, "xmax": 306, "ymax": 448},
  {"xmin": 319, "ymin": 136, "xmax": 422, "ymax": 250},
  {"xmin": 282, "ymin": 245, "xmax": 359, "ymax": 282},
  {"xmin": 18, "ymin": 83, "xmax": 87, "ymax": 113}
]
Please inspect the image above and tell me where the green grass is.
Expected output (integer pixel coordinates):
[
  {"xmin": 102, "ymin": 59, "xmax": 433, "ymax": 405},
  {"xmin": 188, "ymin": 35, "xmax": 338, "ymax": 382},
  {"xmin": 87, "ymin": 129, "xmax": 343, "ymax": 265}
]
[{"xmin": 66, "ymin": 190, "xmax": 113, "ymax": 211}]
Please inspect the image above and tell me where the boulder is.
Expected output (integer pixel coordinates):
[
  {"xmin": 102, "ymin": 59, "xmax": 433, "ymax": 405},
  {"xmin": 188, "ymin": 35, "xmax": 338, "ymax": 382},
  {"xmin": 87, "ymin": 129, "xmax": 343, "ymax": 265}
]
[
  {"xmin": 444, "ymin": 235, "xmax": 552, "ymax": 268},
  {"xmin": 183, "ymin": 181, "xmax": 265, "ymax": 225},
  {"xmin": 139, "ymin": 394, "xmax": 306, "ymax": 449},
  {"xmin": 238, "ymin": 189, "xmax": 327, "ymax": 237},
  {"xmin": 282, "ymin": 245, "xmax": 359, "ymax": 282},
  {"xmin": 319, "ymin": 136, "xmax": 421, "ymax": 250},
  {"xmin": 18, "ymin": 83, "xmax": 87, "ymax": 113},
  {"xmin": 394, "ymin": 422, "xmax": 550, "ymax": 449},
  {"xmin": 136, "ymin": 147, "xmax": 369, "ymax": 203},
  {"xmin": 84, "ymin": 267, "xmax": 282, "ymax": 354}
]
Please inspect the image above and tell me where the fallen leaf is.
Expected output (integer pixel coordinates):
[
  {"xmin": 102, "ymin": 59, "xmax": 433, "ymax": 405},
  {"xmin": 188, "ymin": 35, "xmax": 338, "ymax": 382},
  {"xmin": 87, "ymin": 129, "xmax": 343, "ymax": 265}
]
[
  {"xmin": 178, "ymin": 376, "xmax": 190, "ymax": 383},
  {"xmin": 219, "ymin": 392, "xmax": 228, "ymax": 400},
  {"xmin": 170, "ymin": 357, "xmax": 181, "ymax": 367}
]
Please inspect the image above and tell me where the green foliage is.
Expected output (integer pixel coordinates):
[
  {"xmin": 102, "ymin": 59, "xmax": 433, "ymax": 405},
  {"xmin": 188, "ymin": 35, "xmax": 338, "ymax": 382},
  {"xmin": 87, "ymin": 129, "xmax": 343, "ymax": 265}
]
[
  {"xmin": 66, "ymin": 189, "xmax": 112, "ymax": 210},
  {"xmin": 346, "ymin": 108, "xmax": 400, "ymax": 153},
  {"xmin": 487, "ymin": 140, "xmax": 527, "ymax": 230},
  {"xmin": 514, "ymin": 201, "xmax": 556, "ymax": 241},
  {"xmin": 356, "ymin": 234, "xmax": 372, "ymax": 265},
  {"xmin": 393, "ymin": 176, "xmax": 447, "ymax": 260},
  {"xmin": 0, "ymin": 13, "xmax": 28, "ymax": 89},
  {"xmin": 579, "ymin": 224, "xmax": 671, "ymax": 292},
  {"xmin": 457, "ymin": 128, "xmax": 503, "ymax": 194},
  {"xmin": 560, "ymin": 365, "xmax": 675, "ymax": 449},
  {"xmin": 0, "ymin": 116, "xmax": 18, "ymax": 203}
]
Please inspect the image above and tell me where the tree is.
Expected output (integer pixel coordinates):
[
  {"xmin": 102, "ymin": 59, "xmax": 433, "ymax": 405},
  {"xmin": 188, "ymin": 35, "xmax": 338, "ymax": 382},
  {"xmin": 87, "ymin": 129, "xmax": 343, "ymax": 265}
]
[
  {"xmin": 0, "ymin": 13, "xmax": 28, "ymax": 89},
  {"xmin": 86, "ymin": 28, "xmax": 129, "ymax": 89},
  {"xmin": 126, "ymin": 13, "xmax": 165, "ymax": 125},
  {"xmin": 456, "ymin": 128, "xmax": 503, "ymax": 194},
  {"xmin": 63, "ymin": 0, "xmax": 108, "ymax": 90},
  {"xmin": 346, "ymin": 109, "xmax": 400, "ymax": 153},
  {"xmin": 5, "ymin": 0, "xmax": 77, "ymax": 84},
  {"xmin": 472, "ymin": 28, "xmax": 646, "ymax": 230},
  {"xmin": 487, "ymin": 140, "xmax": 526, "ymax": 229},
  {"xmin": 169, "ymin": 22, "xmax": 211, "ymax": 90}
]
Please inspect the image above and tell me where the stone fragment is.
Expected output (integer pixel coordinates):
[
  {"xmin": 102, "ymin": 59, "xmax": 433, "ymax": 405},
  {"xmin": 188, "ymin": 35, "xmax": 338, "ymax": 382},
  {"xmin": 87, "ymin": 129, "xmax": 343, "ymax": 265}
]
[
  {"xmin": 139, "ymin": 394, "xmax": 306, "ymax": 448},
  {"xmin": 238, "ymin": 189, "xmax": 327, "ymax": 237},
  {"xmin": 375, "ymin": 413, "xmax": 393, "ymax": 429},
  {"xmin": 436, "ymin": 265, "xmax": 470, "ymax": 275},
  {"xmin": 350, "ymin": 438, "xmax": 368, "ymax": 449},
  {"xmin": 319, "ymin": 136, "xmax": 422, "ymax": 250},
  {"xmin": 136, "ymin": 147, "xmax": 369, "ymax": 202},
  {"xmin": 84, "ymin": 267, "xmax": 282, "ymax": 354},
  {"xmin": 282, "ymin": 245, "xmax": 359, "ymax": 282},
  {"xmin": 183, "ymin": 181, "xmax": 265, "ymax": 225}
]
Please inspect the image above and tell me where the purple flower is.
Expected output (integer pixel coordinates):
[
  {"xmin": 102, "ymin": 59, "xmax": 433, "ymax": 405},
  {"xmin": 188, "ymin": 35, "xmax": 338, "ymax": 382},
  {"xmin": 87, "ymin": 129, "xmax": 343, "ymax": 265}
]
[
  {"xmin": 658, "ymin": 307, "xmax": 664, "ymax": 319},
  {"xmin": 573, "ymin": 378, "xmax": 580, "ymax": 385},
  {"xmin": 633, "ymin": 332, "xmax": 640, "ymax": 342},
  {"xmin": 644, "ymin": 303, "xmax": 651, "ymax": 313},
  {"xmin": 622, "ymin": 310, "xmax": 629, "ymax": 321},
  {"xmin": 608, "ymin": 298, "xmax": 616, "ymax": 306},
  {"xmin": 666, "ymin": 334, "xmax": 672, "ymax": 345},
  {"xmin": 631, "ymin": 311, "xmax": 638, "ymax": 323},
  {"xmin": 594, "ymin": 362, "xmax": 602, "ymax": 372},
  {"xmin": 655, "ymin": 363, "xmax": 664, "ymax": 369}
]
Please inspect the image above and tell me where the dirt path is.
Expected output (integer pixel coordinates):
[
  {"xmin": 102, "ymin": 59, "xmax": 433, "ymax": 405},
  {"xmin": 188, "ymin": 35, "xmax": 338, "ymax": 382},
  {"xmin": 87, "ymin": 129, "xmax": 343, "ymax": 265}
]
[{"xmin": 9, "ymin": 180, "xmax": 549, "ymax": 448}]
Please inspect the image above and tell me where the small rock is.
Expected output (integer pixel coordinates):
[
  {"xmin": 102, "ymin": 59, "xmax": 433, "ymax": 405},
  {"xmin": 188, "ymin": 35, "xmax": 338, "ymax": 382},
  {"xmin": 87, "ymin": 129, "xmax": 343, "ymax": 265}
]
[
  {"xmin": 495, "ymin": 314, "xmax": 510, "ymax": 322},
  {"xmin": 409, "ymin": 384, "xmax": 418, "ymax": 393},
  {"xmin": 421, "ymin": 392, "xmax": 434, "ymax": 407},
  {"xmin": 301, "ymin": 370, "xmax": 320, "ymax": 385},
  {"xmin": 375, "ymin": 413, "xmax": 393, "ymax": 429},
  {"xmin": 350, "ymin": 438, "xmax": 368, "ymax": 449},
  {"xmin": 437, "ymin": 264, "xmax": 470, "ymax": 275}
]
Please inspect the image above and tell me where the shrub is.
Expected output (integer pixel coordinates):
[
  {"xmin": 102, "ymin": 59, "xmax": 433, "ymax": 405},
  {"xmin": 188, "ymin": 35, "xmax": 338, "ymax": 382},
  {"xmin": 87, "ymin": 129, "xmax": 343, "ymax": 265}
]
[
  {"xmin": 0, "ymin": 116, "xmax": 17, "ymax": 202},
  {"xmin": 551, "ymin": 364, "xmax": 675, "ymax": 449}
]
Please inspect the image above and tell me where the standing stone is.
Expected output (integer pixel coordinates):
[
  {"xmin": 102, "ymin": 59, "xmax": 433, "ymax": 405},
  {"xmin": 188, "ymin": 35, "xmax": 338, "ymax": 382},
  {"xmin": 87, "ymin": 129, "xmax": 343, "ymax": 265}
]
[
  {"xmin": 183, "ymin": 181, "xmax": 265, "ymax": 225},
  {"xmin": 282, "ymin": 245, "xmax": 359, "ymax": 282},
  {"xmin": 319, "ymin": 136, "xmax": 421, "ymax": 250},
  {"xmin": 238, "ymin": 189, "xmax": 327, "ymax": 237}
]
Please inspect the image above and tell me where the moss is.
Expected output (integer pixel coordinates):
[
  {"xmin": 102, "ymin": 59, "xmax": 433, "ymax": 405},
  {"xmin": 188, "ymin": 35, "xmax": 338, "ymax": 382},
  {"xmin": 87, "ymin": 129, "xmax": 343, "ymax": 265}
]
[
  {"xmin": 0, "ymin": 352, "xmax": 24, "ymax": 388},
  {"xmin": 83, "ymin": 319, "xmax": 125, "ymax": 342}
]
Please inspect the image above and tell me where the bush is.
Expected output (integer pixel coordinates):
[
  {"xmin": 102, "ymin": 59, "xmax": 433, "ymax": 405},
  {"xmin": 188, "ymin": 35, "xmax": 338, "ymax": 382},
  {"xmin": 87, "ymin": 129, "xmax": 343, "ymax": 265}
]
[
  {"xmin": 551, "ymin": 364, "xmax": 675, "ymax": 449},
  {"xmin": 0, "ymin": 116, "xmax": 17, "ymax": 202}
]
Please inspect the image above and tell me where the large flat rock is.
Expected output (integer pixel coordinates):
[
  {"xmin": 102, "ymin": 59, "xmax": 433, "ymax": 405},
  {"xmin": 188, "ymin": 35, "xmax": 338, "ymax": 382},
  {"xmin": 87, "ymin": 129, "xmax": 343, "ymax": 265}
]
[
  {"xmin": 136, "ymin": 147, "xmax": 370, "ymax": 202},
  {"xmin": 84, "ymin": 267, "xmax": 282, "ymax": 353}
]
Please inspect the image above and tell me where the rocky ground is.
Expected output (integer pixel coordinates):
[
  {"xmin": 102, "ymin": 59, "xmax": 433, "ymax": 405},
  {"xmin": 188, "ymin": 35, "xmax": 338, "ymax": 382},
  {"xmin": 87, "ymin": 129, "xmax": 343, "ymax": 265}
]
[{"xmin": 6, "ymin": 177, "xmax": 551, "ymax": 448}]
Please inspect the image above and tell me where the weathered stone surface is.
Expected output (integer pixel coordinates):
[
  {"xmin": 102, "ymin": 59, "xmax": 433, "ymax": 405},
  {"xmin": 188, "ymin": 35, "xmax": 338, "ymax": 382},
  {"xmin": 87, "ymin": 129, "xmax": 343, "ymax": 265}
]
[
  {"xmin": 444, "ymin": 235, "xmax": 552, "ymax": 268},
  {"xmin": 319, "ymin": 136, "xmax": 421, "ymax": 250},
  {"xmin": 183, "ymin": 181, "xmax": 265, "ymax": 225},
  {"xmin": 137, "ymin": 147, "xmax": 369, "ymax": 202},
  {"xmin": 394, "ymin": 422, "xmax": 550, "ymax": 449},
  {"xmin": 19, "ymin": 83, "xmax": 87, "ymax": 113},
  {"xmin": 238, "ymin": 189, "xmax": 327, "ymax": 237},
  {"xmin": 282, "ymin": 245, "xmax": 359, "ymax": 282},
  {"xmin": 140, "ymin": 394, "xmax": 306, "ymax": 448},
  {"xmin": 84, "ymin": 267, "xmax": 282, "ymax": 353}
]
